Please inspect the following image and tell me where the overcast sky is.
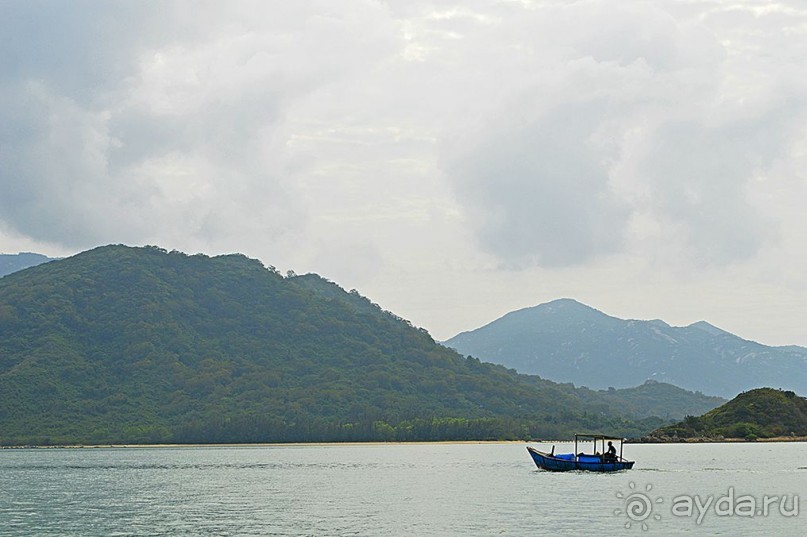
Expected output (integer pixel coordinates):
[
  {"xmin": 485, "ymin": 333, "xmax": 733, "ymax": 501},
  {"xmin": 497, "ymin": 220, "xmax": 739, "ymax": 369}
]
[{"xmin": 2, "ymin": 0, "xmax": 807, "ymax": 346}]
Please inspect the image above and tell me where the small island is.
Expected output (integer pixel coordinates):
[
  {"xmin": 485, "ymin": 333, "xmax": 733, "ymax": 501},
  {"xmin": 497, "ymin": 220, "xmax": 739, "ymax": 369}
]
[{"xmin": 636, "ymin": 387, "xmax": 807, "ymax": 442}]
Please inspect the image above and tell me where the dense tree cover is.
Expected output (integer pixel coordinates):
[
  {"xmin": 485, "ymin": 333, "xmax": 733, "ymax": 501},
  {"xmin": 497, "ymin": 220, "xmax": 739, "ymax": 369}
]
[
  {"xmin": 645, "ymin": 388, "xmax": 807, "ymax": 441},
  {"xmin": 1, "ymin": 245, "xmax": 703, "ymax": 445}
]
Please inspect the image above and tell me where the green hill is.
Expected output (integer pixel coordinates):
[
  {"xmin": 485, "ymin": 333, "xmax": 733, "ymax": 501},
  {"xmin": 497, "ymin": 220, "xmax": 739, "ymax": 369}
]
[
  {"xmin": 576, "ymin": 380, "xmax": 725, "ymax": 420},
  {"xmin": 643, "ymin": 388, "xmax": 807, "ymax": 441},
  {"xmin": 0, "ymin": 245, "xmax": 716, "ymax": 445}
]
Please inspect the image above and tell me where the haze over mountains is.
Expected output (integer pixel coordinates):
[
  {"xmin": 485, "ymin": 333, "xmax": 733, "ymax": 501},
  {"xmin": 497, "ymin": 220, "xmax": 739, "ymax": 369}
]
[
  {"xmin": 444, "ymin": 299, "xmax": 807, "ymax": 398},
  {"xmin": 0, "ymin": 252, "xmax": 55, "ymax": 277}
]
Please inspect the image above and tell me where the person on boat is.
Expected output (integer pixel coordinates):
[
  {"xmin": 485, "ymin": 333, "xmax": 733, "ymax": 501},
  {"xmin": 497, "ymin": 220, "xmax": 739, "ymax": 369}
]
[{"xmin": 604, "ymin": 441, "xmax": 617, "ymax": 461}]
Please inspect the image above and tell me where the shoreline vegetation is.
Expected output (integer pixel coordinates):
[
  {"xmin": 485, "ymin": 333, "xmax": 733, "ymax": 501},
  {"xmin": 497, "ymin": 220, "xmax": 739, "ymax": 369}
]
[
  {"xmin": 629, "ymin": 435, "xmax": 807, "ymax": 444},
  {"xmin": 5, "ymin": 437, "xmax": 807, "ymax": 450},
  {"xmin": 1, "ymin": 440, "xmax": 531, "ymax": 449}
]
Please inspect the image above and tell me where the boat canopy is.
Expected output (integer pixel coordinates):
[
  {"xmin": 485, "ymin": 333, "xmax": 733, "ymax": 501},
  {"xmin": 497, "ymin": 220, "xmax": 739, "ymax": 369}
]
[
  {"xmin": 573, "ymin": 434, "xmax": 626, "ymax": 460},
  {"xmin": 574, "ymin": 434, "xmax": 626, "ymax": 442}
]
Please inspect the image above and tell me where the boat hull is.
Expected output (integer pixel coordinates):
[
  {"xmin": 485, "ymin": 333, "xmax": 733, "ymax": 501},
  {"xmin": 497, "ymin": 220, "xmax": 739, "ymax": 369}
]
[{"xmin": 527, "ymin": 447, "xmax": 634, "ymax": 472}]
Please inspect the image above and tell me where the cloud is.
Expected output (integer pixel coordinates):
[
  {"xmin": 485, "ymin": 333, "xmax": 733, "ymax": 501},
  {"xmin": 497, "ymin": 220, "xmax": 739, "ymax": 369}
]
[
  {"xmin": 0, "ymin": 1, "xmax": 399, "ymax": 251},
  {"xmin": 3, "ymin": 0, "xmax": 807, "ymax": 352},
  {"xmin": 443, "ymin": 96, "xmax": 631, "ymax": 267},
  {"xmin": 624, "ymin": 109, "xmax": 799, "ymax": 265},
  {"xmin": 0, "ymin": 2, "xmax": 168, "ymax": 101},
  {"xmin": 435, "ymin": 0, "xmax": 806, "ymax": 268}
]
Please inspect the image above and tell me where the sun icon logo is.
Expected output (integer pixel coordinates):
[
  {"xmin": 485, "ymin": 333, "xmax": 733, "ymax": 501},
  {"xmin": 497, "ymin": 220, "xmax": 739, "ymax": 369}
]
[{"xmin": 614, "ymin": 482, "xmax": 663, "ymax": 531}]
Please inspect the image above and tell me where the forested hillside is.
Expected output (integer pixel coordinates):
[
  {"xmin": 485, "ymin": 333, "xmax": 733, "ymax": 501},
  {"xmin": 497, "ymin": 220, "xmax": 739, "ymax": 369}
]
[
  {"xmin": 644, "ymin": 388, "xmax": 807, "ymax": 441},
  {"xmin": 0, "ymin": 245, "xmax": 713, "ymax": 445}
]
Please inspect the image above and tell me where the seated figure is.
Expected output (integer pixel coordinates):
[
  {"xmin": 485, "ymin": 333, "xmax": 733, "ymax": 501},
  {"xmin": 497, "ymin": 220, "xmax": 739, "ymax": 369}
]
[{"xmin": 604, "ymin": 441, "xmax": 617, "ymax": 461}]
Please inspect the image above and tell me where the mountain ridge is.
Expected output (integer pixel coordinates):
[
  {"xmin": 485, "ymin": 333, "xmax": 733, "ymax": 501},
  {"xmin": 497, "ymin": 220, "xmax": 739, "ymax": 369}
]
[
  {"xmin": 444, "ymin": 299, "xmax": 807, "ymax": 398},
  {"xmin": 0, "ymin": 252, "xmax": 56, "ymax": 277}
]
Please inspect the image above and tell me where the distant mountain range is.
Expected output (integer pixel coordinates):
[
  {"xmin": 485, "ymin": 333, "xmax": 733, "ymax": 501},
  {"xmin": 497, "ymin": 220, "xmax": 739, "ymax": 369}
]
[
  {"xmin": 0, "ymin": 246, "xmax": 721, "ymax": 445},
  {"xmin": 0, "ymin": 252, "xmax": 55, "ymax": 277},
  {"xmin": 444, "ymin": 299, "xmax": 807, "ymax": 398}
]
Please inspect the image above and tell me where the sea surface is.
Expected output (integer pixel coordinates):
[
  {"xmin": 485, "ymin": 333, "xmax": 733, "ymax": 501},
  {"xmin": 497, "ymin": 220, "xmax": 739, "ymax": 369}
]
[{"xmin": 1, "ymin": 442, "xmax": 805, "ymax": 536}]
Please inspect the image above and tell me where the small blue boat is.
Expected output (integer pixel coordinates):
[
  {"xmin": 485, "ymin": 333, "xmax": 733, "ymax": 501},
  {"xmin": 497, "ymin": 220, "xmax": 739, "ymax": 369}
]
[{"xmin": 527, "ymin": 434, "xmax": 635, "ymax": 472}]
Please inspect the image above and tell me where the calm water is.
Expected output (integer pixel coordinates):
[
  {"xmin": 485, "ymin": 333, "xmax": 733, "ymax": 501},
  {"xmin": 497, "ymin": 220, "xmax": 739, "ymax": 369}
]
[{"xmin": 1, "ymin": 442, "xmax": 805, "ymax": 536}]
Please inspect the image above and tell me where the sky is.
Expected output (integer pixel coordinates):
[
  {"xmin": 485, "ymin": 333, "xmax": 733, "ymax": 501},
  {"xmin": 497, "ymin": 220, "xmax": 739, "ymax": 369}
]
[{"xmin": 2, "ymin": 0, "xmax": 807, "ymax": 346}]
